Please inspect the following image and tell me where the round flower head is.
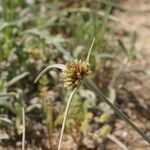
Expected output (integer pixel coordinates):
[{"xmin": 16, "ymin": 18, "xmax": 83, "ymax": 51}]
[{"xmin": 63, "ymin": 59, "xmax": 91, "ymax": 89}]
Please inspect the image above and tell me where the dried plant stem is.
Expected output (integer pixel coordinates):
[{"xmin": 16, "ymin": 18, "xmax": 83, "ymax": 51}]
[
  {"xmin": 107, "ymin": 135, "xmax": 128, "ymax": 150},
  {"xmin": 22, "ymin": 106, "xmax": 25, "ymax": 150},
  {"xmin": 84, "ymin": 78, "xmax": 150, "ymax": 144},
  {"xmin": 58, "ymin": 87, "xmax": 78, "ymax": 150}
]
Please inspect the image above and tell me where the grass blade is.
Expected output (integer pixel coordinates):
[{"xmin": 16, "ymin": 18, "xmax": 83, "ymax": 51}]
[
  {"xmin": 34, "ymin": 64, "xmax": 66, "ymax": 83},
  {"xmin": 0, "ymin": 100, "xmax": 15, "ymax": 113},
  {"xmin": 86, "ymin": 38, "xmax": 95, "ymax": 63},
  {"xmin": 0, "ymin": 117, "xmax": 12, "ymax": 125},
  {"xmin": 0, "ymin": 92, "xmax": 16, "ymax": 98},
  {"xmin": 6, "ymin": 72, "xmax": 29, "ymax": 87},
  {"xmin": 58, "ymin": 87, "xmax": 78, "ymax": 150},
  {"xmin": 118, "ymin": 39, "xmax": 128, "ymax": 56},
  {"xmin": 84, "ymin": 78, "xmax": 150, "ymax": 144},
  {"xmin": 0, "ymin": 133, "xmax": 9, "ymax": 141}
]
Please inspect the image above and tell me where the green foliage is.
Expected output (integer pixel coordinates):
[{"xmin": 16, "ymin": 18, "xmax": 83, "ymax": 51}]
[{"xmin": 118, "ymin": 31, "xmax": 138, "ymax": 60}]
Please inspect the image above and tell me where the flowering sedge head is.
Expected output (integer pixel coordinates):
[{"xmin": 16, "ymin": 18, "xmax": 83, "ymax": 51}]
[{"xmin": 63, "ymin": 59, "xmax": 91, "ymax": 89}]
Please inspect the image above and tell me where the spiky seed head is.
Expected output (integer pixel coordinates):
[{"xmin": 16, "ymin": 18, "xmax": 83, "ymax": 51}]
[{"xmin": 63, "ymin": 59, "xmax": 91, "ymax": 89}]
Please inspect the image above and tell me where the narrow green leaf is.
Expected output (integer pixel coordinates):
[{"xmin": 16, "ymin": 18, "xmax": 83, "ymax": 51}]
[
  {"xmin": 58, "ymin": 87, "xmax": 79, "ymax": 150},
  {"xmin": 0, "ymin": 117, "xmax": 12, "ymax": 125},
  {"xmin": 0, "ymin": 18, "xmax": 29, "ymax": 32},
  {"xmin": 0, "ymin": 92, "xmax": 16, "ymax": 98},
  {"xmin": 118, "ymin": 39, "xmax": 128, "ymax": 55},
  {"xmin": 0, "ymin": 100, "xmax": 15, "ymax": 113},
  {"xmin": 86, "ymin": 38, "xmax": 95, "ymax": 63},
  {"xmin": 34, "ymin": 64, "xmax": 66, "ymax": 83},
  {"xmin": 6, "ymin": 72, "xmax": 29, "ymax": 87},
  {"xmin": 130, "ymin": 31, "xmax": 137, "ymax": 51},
  {"xmin": 25, "ymin": 104, "xmax": 41, "ymax": 113},
  {"xmin": 0, "ymin": 133, "xmax": 9, "ymax": 141},
  {"xmin": 84, "ymin": 78, "xmax": 150, "ymax": 144}
]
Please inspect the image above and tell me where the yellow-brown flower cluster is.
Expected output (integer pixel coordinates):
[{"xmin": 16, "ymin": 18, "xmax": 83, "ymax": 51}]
[{"xmin": 63, "ymin": 59, "xmax": 91, "ymax": 89}]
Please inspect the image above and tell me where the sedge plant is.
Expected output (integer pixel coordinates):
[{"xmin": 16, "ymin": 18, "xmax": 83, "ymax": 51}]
[{"xmin": 35, "ymin": 39, "xmax": 150, "ymax": 150}]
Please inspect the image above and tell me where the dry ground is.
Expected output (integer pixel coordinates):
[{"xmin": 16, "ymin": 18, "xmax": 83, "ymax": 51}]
[{"xmin": 106, "ymin": 0, "xmax": 150, "ymax": 149}]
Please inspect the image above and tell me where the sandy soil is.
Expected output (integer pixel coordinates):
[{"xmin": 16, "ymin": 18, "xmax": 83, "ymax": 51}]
[{"xmin": 106, "ymin": 0, "xmax": 150, "ymax": 149}]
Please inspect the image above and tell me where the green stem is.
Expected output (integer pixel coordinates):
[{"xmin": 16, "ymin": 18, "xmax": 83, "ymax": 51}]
[
  {"xmin": 34, "ymin": 64, "xmax": 65, "ymax": 83},
  {"xmin": 58, "ymin": 87, "xmax": 79, "ymax": 150},
  {"xmin": 84, "ymin": 78, "xmax": 150, "ymax": 144}
]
